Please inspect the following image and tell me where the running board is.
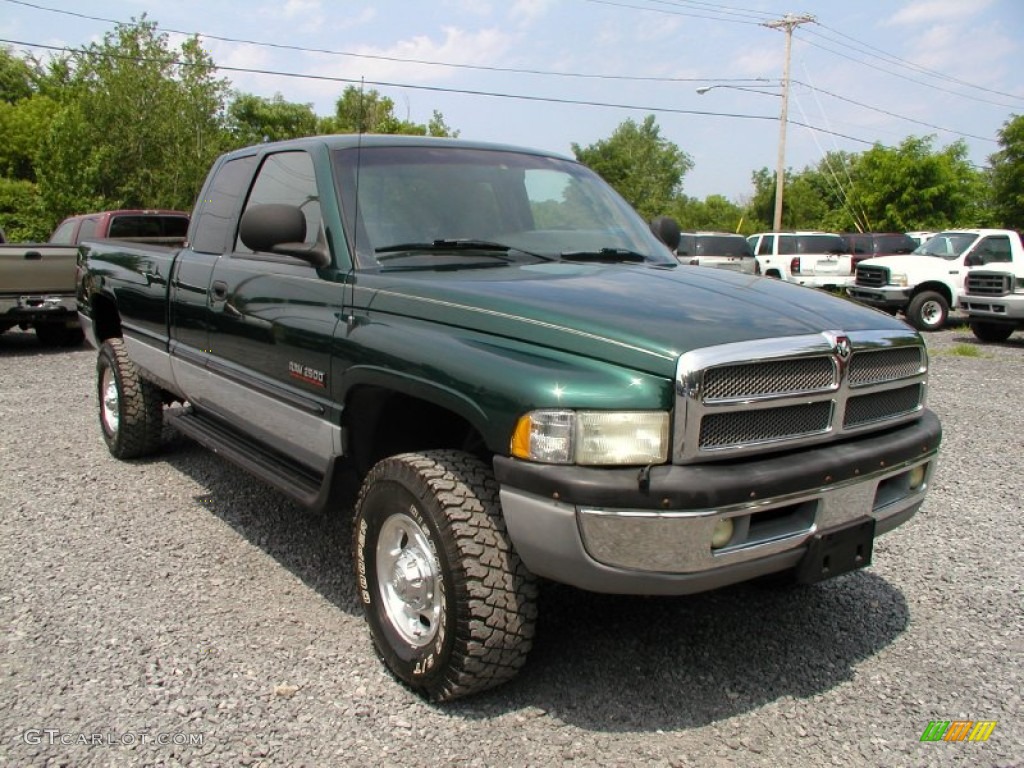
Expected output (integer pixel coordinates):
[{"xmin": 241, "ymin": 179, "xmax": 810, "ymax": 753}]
[{"xmin": 167, "ymin": 408, "xmax": 337, "ymax": 510}]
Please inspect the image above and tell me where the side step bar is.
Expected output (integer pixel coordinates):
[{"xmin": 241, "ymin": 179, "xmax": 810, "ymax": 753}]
[{"xmin": 167, "ymin": 408, "xmax": 354, "ymax": 513}]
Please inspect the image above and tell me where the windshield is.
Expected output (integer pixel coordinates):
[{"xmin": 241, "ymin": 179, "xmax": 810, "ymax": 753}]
[
  {"xmin": 913, "ymin": 232, "xmax": 978, "ymax": 260},
  {"xmin": 333, "ymin": 146, "xmax": 674, "ymax": 269}
]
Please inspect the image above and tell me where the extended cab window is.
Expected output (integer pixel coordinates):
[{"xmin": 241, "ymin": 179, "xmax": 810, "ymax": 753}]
[
  {"xmin": 191, "ymin": 155, "xmax": 258, "ymax": 254},
  {"xmin": 236, "ymin": 151, "xmax": 321, "ymax": 256},
  {"xmin": 50, "ymin": 220, "xmax": 77, "ymax": 244}
]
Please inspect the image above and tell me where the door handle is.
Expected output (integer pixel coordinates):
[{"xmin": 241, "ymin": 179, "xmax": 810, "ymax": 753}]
[
  {"xmin": 24, "ymin": 251, "xmax": 42, "ymax": 260},
  {"xmin": 211, "ymin": 280, "xmax": 228, "ymax": 300}
]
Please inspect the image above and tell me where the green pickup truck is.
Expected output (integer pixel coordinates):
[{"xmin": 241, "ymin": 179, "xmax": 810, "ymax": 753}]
[{"xmin": 77, "ymin": 135, "xmax": 942, "ymax": 700}]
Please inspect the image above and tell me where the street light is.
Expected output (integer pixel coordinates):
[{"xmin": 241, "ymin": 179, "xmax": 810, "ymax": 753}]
[{"xmin": 698, "ymin": 14, "xmax": 815, "ymax": 231}]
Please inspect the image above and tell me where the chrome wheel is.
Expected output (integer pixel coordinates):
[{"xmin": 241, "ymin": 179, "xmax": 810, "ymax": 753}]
[
  {"xmin": 101, "ymin": 367, "xmax": 119, "ymax": 434},
  {"xmin": 920, "ymin": 300, "xmax": 943, "ymax": 327},
  {"xmin": 376, "ymin": 510, "xmax": 442, "ymax": 648}
]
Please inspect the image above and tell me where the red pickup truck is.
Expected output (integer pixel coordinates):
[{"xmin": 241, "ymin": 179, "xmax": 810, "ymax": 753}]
[{"xmin": 1, "ymin": 209, "xmax": 188, "ymax": 345}]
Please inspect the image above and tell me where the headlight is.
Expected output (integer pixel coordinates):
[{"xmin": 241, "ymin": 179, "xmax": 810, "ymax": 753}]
[
  {"xmin": 1014, "ymin": 278, "xmax": 1024, "ymax": 293},
  {"xmin": 511, "ymin": 410, "xmax": 669, "ymax": 465},
  {"xmin": 890, "ymin": 272, "xmax": 909, "ymax": 287}
]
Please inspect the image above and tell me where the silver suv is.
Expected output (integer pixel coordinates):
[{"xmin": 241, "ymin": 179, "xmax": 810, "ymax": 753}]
[{"xmin": 676, "ymin": 232, "xmax": 757, "ymax": 275}]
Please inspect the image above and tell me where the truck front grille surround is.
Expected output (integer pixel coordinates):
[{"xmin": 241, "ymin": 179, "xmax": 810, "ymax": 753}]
[
  {"xmin": 674, "ymin": 330, "xmax": 927, "ymax": 463},
  {"xmin": 855, "ymin": 265, "xmax": 889, "ymax": 288},
  {"xmin": 966, "ymin": 273, "xmax": 1011, "ymax": 297}
]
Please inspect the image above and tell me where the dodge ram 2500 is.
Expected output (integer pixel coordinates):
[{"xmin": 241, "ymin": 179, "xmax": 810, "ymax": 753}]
[{"xmin": 78, "ymin": 135, "xmax": 942, "ymax": 701}]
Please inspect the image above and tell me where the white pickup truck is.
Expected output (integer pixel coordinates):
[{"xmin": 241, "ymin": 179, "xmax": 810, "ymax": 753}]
[
  {"xmin": 847, "ymin": 229, "xmax": 1024, "ymax": 331},
  {"xmin": 958, "ymin": 242, "xmax": 1024, "ymax": 342}
]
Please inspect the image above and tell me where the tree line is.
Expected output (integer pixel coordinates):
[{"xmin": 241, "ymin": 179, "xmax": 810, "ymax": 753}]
[{"xmin": 1, "ymin": 18, "xmax": 1021, "ymax": 241}]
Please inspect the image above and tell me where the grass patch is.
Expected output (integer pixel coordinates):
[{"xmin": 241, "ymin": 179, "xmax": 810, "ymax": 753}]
[{"xmin": 945, "ymin": 343, "xmax": 983, "ymax": 357}]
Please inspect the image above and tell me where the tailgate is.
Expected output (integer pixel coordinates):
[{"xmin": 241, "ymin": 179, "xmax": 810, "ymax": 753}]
[{"xmin": 0, "ymin": 245, "xmax": 79, "ymax": 295}]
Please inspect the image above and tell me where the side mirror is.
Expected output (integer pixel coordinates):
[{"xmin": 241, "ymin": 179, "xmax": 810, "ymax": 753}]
[
  {"xmin": 649, "ymin": 216, "xmax": 681, "ymax": 252},
  {"xmin": 239, "ymin": 204, "xmax": 330, "ymax": 268}
]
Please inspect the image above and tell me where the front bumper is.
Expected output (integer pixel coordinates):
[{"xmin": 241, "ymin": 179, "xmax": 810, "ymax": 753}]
[
  {"xmin": 847, "ymin": 285, "xmax": 911, "ymax": 310},
  {"xmin": 959, "ymin": 294, "xmax": 1024, "ymax": 322},
  {"xmin": 495, "ymin": 410, "xmax": 940, "ymax": 595}
]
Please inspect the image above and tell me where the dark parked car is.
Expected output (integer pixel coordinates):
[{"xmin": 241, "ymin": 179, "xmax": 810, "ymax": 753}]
[
  {"xmin": 842, "ymin": 232, "xmax": 918, "ymax": 267},
  {"xmin": 676, "ymin": 231, "xmax": 757, "ymax": 274}
]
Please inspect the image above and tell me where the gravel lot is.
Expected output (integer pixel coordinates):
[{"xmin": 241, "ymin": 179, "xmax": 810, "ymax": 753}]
[{"xmin": 1, "ymin": 323, "xmax": 1021, "ymax": 767}]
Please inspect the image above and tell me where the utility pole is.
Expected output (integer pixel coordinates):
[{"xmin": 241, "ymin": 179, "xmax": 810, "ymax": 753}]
[{"xmin": 762, "ymin": 13, "xmax": 815, "ymax": 231}]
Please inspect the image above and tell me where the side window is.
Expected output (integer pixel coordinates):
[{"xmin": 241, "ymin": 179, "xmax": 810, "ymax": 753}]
[
  {"xmin": 236, "ymin": 151, "xmax": 321, "ymax": 255},
  {"xmin": 757, "ymin": 235, "xmax": 774, "ymax": 256},
  {"xmin": 976, "ymin": 236, "xmax": 1011, "ymax": 264},
  {"xmin": 777, "ymin": 236, "xmax": 796, "ymax": 255},
  {"xmin": 50, "ymin": 220, "xmax": 77, "ymax": 244},
  {"xmin": 78, "ymin": 218, "xmax": 99, "ymax": 242},
  {"xmin": 191, "ymin": 155, "xmax": 258, "ymax": 255}
]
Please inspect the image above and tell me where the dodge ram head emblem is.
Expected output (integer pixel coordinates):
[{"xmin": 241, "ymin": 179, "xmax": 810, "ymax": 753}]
[{"xmin": 834, "ymin": 335, "xmax": 851, "ymax": 359}]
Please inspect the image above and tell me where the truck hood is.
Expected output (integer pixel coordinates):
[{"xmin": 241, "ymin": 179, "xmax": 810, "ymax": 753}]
[
  {"xmin": 858, "ymin": 254, "xmax": 959, "ymax": 276},
  {"xmin": 357, "ymin": 262, "xmax": 912, "ymax": 377}
]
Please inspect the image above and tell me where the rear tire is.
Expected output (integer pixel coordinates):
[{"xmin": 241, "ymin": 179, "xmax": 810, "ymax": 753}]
[
  {"xmin": 905, "ymin": 291, "xmax": 948, "ymax": 332},
  {"xmin": 96, "ymin": 338, "xmax": 164, "ymax": 458},
  {"xmin": 353, "ymin": 450, "xmax": 537, "ymax": 701},
  {"xmin": 970, "ymin": 321, "xmax": 1014, "ymax": 343}
]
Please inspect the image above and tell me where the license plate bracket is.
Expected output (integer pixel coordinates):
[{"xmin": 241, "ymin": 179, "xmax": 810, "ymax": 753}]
[{"xmin": 796, "ymin": 517, "xmax": 875, "ymax": 584}]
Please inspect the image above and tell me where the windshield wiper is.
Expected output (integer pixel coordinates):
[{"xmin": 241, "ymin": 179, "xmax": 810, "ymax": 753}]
[
  {"xmin": 560, "ymin": 248, "xmax": 648, "ymax": 263},
  {"xmin": 376, "ymin": 239, "xmax": 515, "ymax": 261}
]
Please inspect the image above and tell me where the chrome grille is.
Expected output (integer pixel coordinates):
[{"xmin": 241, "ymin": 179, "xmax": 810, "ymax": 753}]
[
  {"xmin": 855, "ymin": 265, "xmax": 888, "ymax": 288},
  {"xmin": 845, "ymin": 384, "xmax": 923, "ymax": 428},
  {"xmin": 700, "ymin": 402, "xmax": 833, "ymax": 448},
  {"xmin": 674, "ymin": 330, "xmax": 928, "ymax": 463},
  {"xmin": 848, "ymin": 347, "xmax": 923, "ymax": 386},
  {"xmin": 703, "ymin": 357, "xmax": 835, "ymax": 400},
  {"xmin": 966, "ymin": 272, "xmax": 1011, "ymax": 297}
]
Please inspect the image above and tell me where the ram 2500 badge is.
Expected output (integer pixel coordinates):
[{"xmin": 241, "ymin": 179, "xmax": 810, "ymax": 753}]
[{"xmin": 78, "ymin": 135, "xmax": 942, "ymax": 701}]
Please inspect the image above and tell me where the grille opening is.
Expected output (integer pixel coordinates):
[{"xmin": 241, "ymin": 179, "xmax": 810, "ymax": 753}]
[
  {"xmin": 700, "ymin": 401, "xmax": 833, "ymax": 449},
  {"xmin": 848, "ymin": 347, "xmax": 923, "ymax": 386},
  {"xmin": 845, "ymin": 384, "xmax": 922, "ymax": 428},
  {"xmin": 874, "ymin": 463, "xmax": 929, "ymax": 511},
  {"xmin": 703, "ymin": 357, "xmax": 835, "ymax": 400}
]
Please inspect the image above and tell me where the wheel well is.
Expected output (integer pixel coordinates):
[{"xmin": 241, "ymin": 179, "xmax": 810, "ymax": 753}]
[
  {"xmin": 343, "ymin": 386, "xmax": 490, "ymax": 478},
  {"xmin": 911, "ymin": 282, "xmax": 953, "ymax": 304},
  {"xmin": 90, "ymin": 294, "xmax": 123, "ymax": 341}
]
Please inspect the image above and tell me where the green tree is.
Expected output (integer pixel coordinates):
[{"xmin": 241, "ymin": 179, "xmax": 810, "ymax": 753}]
[
  {"xmin": 670, "ymin": 194, "xmax": 747, "ymax": 232},
  {"xmin": 34, "ymin": 17, "xmax": 229, "ymax": 223},
  {"xmin": 748, "ymin": 166, "xmax": 831, "ymax": 230},
  {"xmin": 0, "ymin": 45, "xmax": 35, "ymax": 103},
  {"xmin": 226, "ymin": 92, "xmax": 319, "ymax": 146},
  {"xmin": 572, "ymin": 115, "xmax": 693, "ymax": 219},
  {"xmin": 319, "ymin": 86, "xmax": 457, "ymax": 136},
  {"xmin": 842, "ymin": 136, "xmax": 985, "ymax": 230},
  {"xmin": 989, "ymin": 114, "xmax": 1024, "ymax": 230},
  {"xmin": 0, "ymin": 177, "xmax": 47, "ymax": 240},
  {"xmin": 0, "ymin": 95, "xmax": 59, "ymax": 180}
]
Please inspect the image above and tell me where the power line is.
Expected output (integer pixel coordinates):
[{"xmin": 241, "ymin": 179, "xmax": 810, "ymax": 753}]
[
  {"xmin": 2, "ymin": 35, "xmax": 887, "ymax": 150},
  {"xmin": 0, "ymin": 0, "xmax": 768, "ymax": 85}
]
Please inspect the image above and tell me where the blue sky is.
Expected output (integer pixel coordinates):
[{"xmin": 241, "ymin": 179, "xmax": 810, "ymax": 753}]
[{"xmin": 2, "ymin": 0, "xmax": 1022, "ymax": 201}]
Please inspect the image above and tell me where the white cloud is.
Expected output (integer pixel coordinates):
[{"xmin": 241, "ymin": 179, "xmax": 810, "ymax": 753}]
[
  {"xmin": 509, "ymin": 0, "xmax": 556, "ymax": 25},
  {"xmin": 886, "ymin": 0, "xmax": 994, "ymax": 26}
]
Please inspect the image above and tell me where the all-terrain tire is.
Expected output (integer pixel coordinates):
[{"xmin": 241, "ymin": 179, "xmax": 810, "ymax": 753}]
[
  {"xmin": 353, "ymin": 450, "xmax": 538, "ymax": 701},
  {"xmin": 970, "ymin": 321, "xmax": 1014, "ymax": 343},
  {"xmin": 96, "ymin": 338, "xmax": 164, "ymax": 459},
  {"xmin": 905, "ymin": 290, "xmax": 949, "ymax": 332}
]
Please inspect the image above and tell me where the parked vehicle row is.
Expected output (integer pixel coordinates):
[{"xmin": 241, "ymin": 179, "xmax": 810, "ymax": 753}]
[
  {"xmin": 848, "ymin": 229, "xmax": 1024, "ymax": 331},
  {"xmin": 0, "ymin": 209, "xmax": 188, "ymax": 345}
]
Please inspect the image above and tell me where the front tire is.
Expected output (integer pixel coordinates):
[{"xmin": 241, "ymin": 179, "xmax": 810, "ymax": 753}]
[
  {"xmin": 905, "ymin": 290, "xmax": 949, "ymax": 331},
  {"xmin": 96, "ymin": 338, "xmax": 164, "ymax": 459},
  {"xmin": 970, "ymin": 321, "xmax": 1014, "ymax": 343},
  {"xmin": 353, "ymin": 450, "xmax": 537, "ymax": 701}
]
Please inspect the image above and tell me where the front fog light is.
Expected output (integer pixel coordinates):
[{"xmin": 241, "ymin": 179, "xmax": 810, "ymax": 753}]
[
  {"xmin": 711, "ymin": 517, "xmax": 734, "ymax": 549},
  {"xmin": 908, "ymin": 463, "xmax": 927, "ymax": 490}
]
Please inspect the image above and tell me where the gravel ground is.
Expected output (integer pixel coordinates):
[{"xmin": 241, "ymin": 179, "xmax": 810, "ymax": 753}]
[{"xmin": 1, "ymin": 323, "xmax": 1021, "ymax": 767}]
